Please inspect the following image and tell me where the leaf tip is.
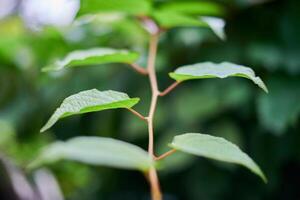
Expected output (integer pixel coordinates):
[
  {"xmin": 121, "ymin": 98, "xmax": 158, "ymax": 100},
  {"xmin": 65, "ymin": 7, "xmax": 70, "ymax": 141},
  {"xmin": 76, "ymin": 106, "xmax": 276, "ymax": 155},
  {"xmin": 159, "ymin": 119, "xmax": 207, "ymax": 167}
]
[
  {"xmin": 264, "ymin": 89, "xmax": 269, "ymax": 94},
  {"xmin": 256, "ymin": 78, "xmax": 268, "ymax": 93},
  {"xmin": 262, "ymin": 86, "xmax": 269, "ymax": 94},
  {"xmin": 40, "ymin": 124, "xmax": 49, "ymax": 133},
  {"xmin": 262, "ymin": 174, "xmax": 268, "ymax": 184},
  {"xmin": 256, "ymin": 169, "xmax": 268, "ymax": 183},
  {"xmin": 130, "ymin": 97, "xmax": 141, "ymax": 106}
]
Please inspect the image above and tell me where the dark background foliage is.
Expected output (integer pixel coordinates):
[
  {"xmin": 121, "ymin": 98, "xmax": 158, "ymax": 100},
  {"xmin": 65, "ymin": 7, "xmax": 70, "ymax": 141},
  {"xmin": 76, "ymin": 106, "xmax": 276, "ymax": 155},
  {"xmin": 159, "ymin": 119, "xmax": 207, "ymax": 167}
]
[{"xmin": 0, "ymin": 0, "xmax": 299, "ymax": 199}]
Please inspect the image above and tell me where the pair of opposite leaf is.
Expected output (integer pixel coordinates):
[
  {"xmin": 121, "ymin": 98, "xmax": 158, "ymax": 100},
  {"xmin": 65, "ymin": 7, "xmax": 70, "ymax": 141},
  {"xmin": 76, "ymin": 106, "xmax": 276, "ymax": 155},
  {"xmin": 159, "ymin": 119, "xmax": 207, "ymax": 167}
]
[{"xmin": 31, "ymin": 46, "xmax": 267, "ymax": 183}]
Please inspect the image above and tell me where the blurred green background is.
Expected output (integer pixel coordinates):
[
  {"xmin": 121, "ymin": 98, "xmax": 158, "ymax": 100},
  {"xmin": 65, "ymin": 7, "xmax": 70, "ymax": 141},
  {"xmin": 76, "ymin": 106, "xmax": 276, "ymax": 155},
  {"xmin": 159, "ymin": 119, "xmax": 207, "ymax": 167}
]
[{"xmin": 0, "ymin": 0, "xmax": 300, "ymax": 199}]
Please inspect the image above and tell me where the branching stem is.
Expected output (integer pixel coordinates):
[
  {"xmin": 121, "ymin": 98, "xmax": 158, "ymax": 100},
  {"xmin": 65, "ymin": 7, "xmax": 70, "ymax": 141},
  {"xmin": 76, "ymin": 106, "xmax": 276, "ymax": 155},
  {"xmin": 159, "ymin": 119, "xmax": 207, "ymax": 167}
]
[
  {"xmin": 147, "ymin": 33, "xmax": 159, "ymax": 155},
  {"xmin": 142, "ymin": 18, "xmax": 179, "ymax": 200},
  {"xmin": 145, "ymin": 29, "xmax": 162, "ymax": 200}
]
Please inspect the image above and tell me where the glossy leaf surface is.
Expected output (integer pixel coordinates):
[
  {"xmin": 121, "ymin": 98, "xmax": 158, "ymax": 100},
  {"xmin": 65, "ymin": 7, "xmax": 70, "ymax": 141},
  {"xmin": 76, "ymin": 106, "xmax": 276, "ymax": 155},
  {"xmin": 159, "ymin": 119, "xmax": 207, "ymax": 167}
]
[
  {"xmin": 42, "ymin": 48, "xmax": 139, "ymax": 72},
  {"xmin": 170, "ymin": 133, "xmax": 267, "ymax": 182},
  {"xmin": 169, "ymin": 62, "xmax": 268, "ymax": 92},
  {"xmin": 41, "ymin": 89, "xmax": 139, "ymax": 132},
  {"xmin": 29, "ymin": 136, "xmax": 153, "ymax": 171}
]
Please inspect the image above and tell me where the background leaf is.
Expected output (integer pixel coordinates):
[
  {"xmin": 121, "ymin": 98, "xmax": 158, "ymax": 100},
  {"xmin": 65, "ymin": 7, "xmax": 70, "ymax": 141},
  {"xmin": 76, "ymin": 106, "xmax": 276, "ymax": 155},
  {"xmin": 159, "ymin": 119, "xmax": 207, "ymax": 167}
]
[
  {"xmin": 169, "ymin": 62, "xmax": 268, "ymax": 92},
  {"xmin": 158, "ymin": 1, "xmax": 224, "ymax": 16},
  {"xmin": 42, "ymin": 48, "xmax": 139, "ymax": 72},
  {"xmin": 29, "ymin": 136, "xmax": 153, "ymax": 171},
  {"xmin": 40, "ymin": 89, "xmax": 139, "ymax": 132},
  {"xmin": 152, "ymin": 10, "xmax": 208, "ymax": 29},
  {"xmin": 79, "ymin": 0, "xmax": 152, "ymax": 16},
  {"xmin": 170, "ymin": 133, "xmax": 266, "ymax": 182},
  {"xmin": 201, "ymin": 17, "xmax": 226, "ymax": 40}
]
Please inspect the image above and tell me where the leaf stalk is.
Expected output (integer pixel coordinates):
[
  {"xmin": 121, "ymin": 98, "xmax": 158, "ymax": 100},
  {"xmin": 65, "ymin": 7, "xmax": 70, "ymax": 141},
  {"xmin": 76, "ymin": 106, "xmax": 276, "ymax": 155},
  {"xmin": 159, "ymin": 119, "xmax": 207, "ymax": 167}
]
[
  {"xmin": 127, "ymin": 108, "xmax": 147, "ymax": 121},
  {"xmin": 128, "ymin": 63, "xmax": 148, "ymax": 75},
  {"xmin": 159, "ymin": 82, "xmax": 180, "ymax": 96},
  {"xmin": 155, "ymin": 149, "xmax": 177, "ymax": 161}
]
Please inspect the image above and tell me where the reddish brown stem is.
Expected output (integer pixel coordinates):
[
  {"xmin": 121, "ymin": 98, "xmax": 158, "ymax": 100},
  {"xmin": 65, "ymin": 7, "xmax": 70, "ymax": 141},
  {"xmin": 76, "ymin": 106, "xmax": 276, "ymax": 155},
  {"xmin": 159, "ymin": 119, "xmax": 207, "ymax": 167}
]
[
  {"xmin": 159, "ymin": 82, "xmax": 180, "ymax": 96},
  {"xmin": 147, "ymin": 33, "xmax": 159, "ymax": 156},
  {"xmin": 155, "ymin": 149, "xmax": 177, "ymax": 161},
  {"xmin": 146, "ymin": 29, "xmax": 162, "ymax": 200},
  {"xmin": 149, "ymin": 168, "xmax": 162, "ymax": 200},
  {"xmin": 127, "ymin": 108, "xmax": 147, "ymax": 121},
  {"xmin": 128, "ymin": 63, "xmax": 148, "ymax": 75}
]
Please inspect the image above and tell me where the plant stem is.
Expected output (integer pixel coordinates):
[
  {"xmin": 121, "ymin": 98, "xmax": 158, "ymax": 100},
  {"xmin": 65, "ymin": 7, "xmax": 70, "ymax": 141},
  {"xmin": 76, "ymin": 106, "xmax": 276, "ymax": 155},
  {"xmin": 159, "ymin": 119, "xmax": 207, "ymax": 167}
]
[
  {"xmin": 127, "ymin": 108, "xmax": 147, "ymax": 121},
  {"xmin": 128, "ymin": 63, "xmax": 148, "ymax": 75},
  {"xmin": 159, "ymin": 82, "xmax": 180, "ymax": 96},
  {"xmin": 146, "ymin": 31, "xmax": 162, "ymax": 200},
  {"xmin": 149, "ymin": 168, "xmax": 162, "ymax": 200},
  {"xmin": 155, "ymin": 149, "xmax": 177, "ymax": 161},
  {"xmin": 147, "ymin": 32, "xmax": 159, "ymax": 155}
]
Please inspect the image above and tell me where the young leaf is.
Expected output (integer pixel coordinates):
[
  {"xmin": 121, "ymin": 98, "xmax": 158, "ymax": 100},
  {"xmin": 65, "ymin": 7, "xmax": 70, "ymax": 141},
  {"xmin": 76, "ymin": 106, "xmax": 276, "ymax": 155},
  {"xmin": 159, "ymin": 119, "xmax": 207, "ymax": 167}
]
[
  {"xmin": 40, "ymin": 89, "xmax": 139, "ymax": 132},
  {"xmin": 169, "ymin": 133, "xmax": 267, "ymax": 182},
  {"xmin": 158, "ymin": 1, "xmax": 224, "ymax": 16},
  {"xmin": 42, "ymin": 48, "xmax": 139, "ymax": 72},
  {"xmin": 79, "ymin": 0, "xmax": 152, "ymax": 16},
  {"xmin": 152, "ymin": 10, "xmax": 208, "ymax": 29},
  {"xmin": 169, "ymin": 62, "xmax": 268, "ymax": 92},
  {"xmin": 29, "ymin": 136, "xmax": 153, "ymax": 171}
]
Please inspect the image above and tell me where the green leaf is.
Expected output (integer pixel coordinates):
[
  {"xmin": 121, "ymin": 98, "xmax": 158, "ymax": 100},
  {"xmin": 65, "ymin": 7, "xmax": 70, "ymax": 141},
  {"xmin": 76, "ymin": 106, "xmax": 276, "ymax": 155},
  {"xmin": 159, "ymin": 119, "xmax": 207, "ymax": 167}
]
[
  {"xmin": 202, "ymin": 17, "xmax": 226, "ymax": 40},
  {"xmin": 42, "ymin": 48, "xmax": 139, "ymax": 72},
  {"xmin": 29, "ymin": 136, "xmax": 153, "ymax": 171},
  {"xmin": 169, "ymin": 62, "xmax": 268, "ymax": 93},
  {"xmin": 40, "ymin": 89, "xmax": 139, "ymax": 132},
  {"xmin": 169, "ymin": 133, "xmax": 267, "ymax": 182},
  {"xmin": 152, "ymin": 10, "xmax": 208, "ymax": 29},
  {"xmin": 152, "ymin": 1, "xmax": 224, "ymax": 29},
  {"xmin": 158, "ymin": 1, "xmax": 224, "ymax": 16},
  {"xmin": 73, "ymin": 13, "xmax": 126, "ymax": 27},
  {"xmin": 79, "ymin": 0, "xmax": 152, "ymax": 16}
]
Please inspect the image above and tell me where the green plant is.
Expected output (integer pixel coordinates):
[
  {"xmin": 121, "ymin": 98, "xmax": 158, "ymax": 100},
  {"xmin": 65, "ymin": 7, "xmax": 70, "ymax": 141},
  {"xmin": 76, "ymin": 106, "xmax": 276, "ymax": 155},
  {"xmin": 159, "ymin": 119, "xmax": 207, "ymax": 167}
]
[{"xmin": 30, "ymin": 1, "xmax": 268, "ymax": 199}]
